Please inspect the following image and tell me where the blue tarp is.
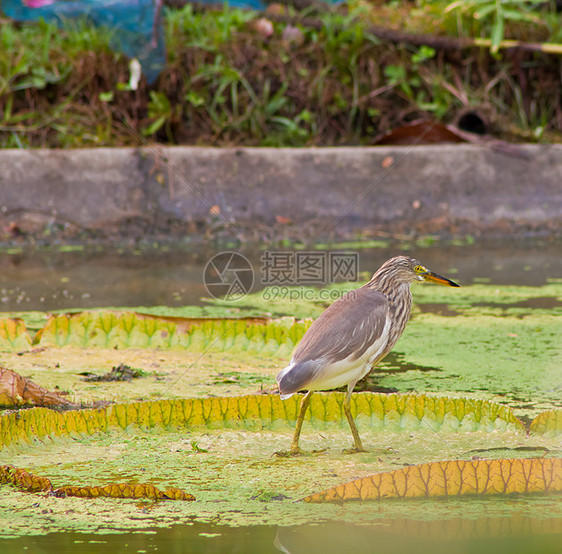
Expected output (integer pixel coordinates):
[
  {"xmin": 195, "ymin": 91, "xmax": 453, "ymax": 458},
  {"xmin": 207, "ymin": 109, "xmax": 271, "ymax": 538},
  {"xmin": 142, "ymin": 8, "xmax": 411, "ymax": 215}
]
[{"xmin": 1, "ymin": 0, "xmax": 266, "ymax": 83}]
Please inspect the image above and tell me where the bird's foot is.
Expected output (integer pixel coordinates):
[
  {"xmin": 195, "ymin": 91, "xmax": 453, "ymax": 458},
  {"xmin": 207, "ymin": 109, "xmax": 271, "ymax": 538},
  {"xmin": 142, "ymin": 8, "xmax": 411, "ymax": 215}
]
[
  {"xmin": 342, "ymin": 446, "xmax": 369, "ymax": 455},
  {"xmin": 274, "ymin": 448, "xmax": 304, "ymax": 458},
  {"xmin": 274, "ymin": 447, "xmax": 328, "ymax": 457}
]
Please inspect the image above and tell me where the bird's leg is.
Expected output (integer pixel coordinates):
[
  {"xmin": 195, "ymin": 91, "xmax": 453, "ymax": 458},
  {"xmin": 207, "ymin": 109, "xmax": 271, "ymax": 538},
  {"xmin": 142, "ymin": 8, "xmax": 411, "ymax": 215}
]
[
  {"xmin": 290, "ymin": 390, "xmax": 313, "ymax": 453},
  {"xmin": 275, "ymin": 391, "xmax": 313, "ymax": 457},
  {"xmin": 342, "ymin": 385, "xmax": 368, "ymax": 454}
]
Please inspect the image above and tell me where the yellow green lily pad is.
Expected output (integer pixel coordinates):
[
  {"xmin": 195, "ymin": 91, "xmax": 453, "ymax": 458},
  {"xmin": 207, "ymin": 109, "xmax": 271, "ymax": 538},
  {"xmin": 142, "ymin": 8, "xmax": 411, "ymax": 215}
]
[{"xmin": 303, "ymin": 458, "xmax": 562, "ymax": 502}]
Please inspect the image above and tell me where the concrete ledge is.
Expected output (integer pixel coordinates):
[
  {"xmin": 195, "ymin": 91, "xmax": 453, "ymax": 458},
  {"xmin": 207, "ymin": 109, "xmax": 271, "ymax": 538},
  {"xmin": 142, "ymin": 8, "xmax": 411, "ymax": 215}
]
[{"xmin": 1, "ymin": 145, "xmax": 561, "ymax": 242}]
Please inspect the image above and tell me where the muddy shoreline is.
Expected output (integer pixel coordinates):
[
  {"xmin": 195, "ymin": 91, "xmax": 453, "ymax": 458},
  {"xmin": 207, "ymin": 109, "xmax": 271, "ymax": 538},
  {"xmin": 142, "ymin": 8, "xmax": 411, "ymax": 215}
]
[{"xmin": 1, "ymin": 145, "xmax": 561, "ymax": 245}]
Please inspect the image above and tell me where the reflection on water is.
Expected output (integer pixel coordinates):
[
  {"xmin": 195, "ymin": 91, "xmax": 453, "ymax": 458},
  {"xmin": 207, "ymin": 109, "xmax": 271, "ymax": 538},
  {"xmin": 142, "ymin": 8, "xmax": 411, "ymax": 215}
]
[
  {"xmin": 0, "ymin": 241, "xmax": 561, "ymax": 312},
  {"xmin": 1, "ymin": 518, "xmax": 561, "ymax": 554},
  {"xmin": 274, "ymin": 520, "xmax": 562, "ymax": 554}
]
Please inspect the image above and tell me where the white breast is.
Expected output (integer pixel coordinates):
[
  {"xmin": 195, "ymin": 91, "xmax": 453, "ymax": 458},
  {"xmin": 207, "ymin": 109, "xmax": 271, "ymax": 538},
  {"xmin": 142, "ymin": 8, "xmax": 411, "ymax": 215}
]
[{"xmin": 304, "ymin": 316, "xmax": 392, "ymax": 392}]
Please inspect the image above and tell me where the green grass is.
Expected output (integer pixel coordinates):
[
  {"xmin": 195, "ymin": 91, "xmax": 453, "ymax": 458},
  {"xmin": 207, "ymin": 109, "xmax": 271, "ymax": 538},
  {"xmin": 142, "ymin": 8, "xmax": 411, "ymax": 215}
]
[{"xmin": 1, "ymin": 2, "xmax": 561, "ymax": 148}]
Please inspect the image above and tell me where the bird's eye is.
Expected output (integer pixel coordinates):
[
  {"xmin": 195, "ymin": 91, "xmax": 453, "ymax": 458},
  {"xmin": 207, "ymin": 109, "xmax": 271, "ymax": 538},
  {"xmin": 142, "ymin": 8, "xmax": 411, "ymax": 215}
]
[{"xmin": 414, "ymin": 265, "xmax": 423, "ymax": 273}]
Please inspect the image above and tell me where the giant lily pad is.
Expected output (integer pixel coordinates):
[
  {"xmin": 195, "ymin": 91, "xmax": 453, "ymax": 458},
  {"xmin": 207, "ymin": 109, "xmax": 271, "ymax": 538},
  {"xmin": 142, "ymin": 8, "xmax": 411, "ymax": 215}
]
[
  {"xmin": 530, "ymin": 408, "xmax": 562, "ymax": 437},
  {"xmin": 0, "ymin": 393, "xmax": 525, "ymax": 449},
  {"xmin": 35, "ymin": 312, "xmax": 309, "ymax": 353},
  {"xmin": 0, "ymin": 318, "xmax": 31, "ymax": 351},
  {"xmin": 0, "ymin": 465, "xmax": 195, "ymax": 501},
  {"xmin": 304, "ymin": 458, "xmax": 562, "ymax": 502}
]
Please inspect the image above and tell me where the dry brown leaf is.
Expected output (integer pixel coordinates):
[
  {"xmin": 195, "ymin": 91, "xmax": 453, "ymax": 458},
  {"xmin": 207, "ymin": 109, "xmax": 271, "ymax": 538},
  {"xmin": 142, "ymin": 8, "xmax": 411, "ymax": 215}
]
[
  {"xmin": 54, "ymin": 483, "xmax": 195, "ymax": 501},
  {"xmin": 0, "ymin": 366, "xmax": 70, "ymax": 408},
  {"xmin": 0, "ymin": 465, "xmax": 52, "ymax": 493},
  {"xmin": 374, "ymin": 120, "xmax": 466, "ymax": 145},
  {"xmin": 0, "ymin": 465, "xmax": 195, "ymax": 501}
]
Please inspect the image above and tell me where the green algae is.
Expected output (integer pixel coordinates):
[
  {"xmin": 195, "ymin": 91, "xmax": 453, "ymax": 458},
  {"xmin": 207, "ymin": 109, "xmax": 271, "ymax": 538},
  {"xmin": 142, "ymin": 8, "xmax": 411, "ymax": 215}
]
[
  {"xmin": 0, "ymin": 394, "xmax": 560, "ymax": 538},
  {"xmin": 0, "ymin": 346, "xmax": 284, "ymax": 406},
  {"xmin": 0, "ymin": 282, "xmax": 560, "ymax": 415},
  {"xmin": 0, "ymin": 500, "xmax": 561, "ymax": 551},
  {"xmin": 374, "ymin": 312, "xmax": 562, "ymax": 418},
  {"xmin": 0, "ymin": 281, "xmax": 561, "ymax": 538},
  {"xmin": 207, "ymin": 281, "xmax": 562, "ymax": 320},
  {"xmin": 1, "ymin": 422, "xmax": 560, "ymax": 538},
  {"xmin": 205, "ymin": 282, "xmax": 562, "ymax": 417},
  {"xmin": 4, "ymin": 281, "xmax": 562, "ymax": 329}
]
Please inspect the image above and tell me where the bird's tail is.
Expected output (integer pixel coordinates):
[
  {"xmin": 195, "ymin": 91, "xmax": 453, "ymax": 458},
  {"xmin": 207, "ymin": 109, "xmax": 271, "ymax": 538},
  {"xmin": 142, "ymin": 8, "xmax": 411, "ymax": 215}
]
[
  {"xmin": 276, "ymin": 360, "xmax": 319, "ymax": 400},
  {"xmin": 276, "ymin": 364, "xmax": 295, "ymax": 400}
]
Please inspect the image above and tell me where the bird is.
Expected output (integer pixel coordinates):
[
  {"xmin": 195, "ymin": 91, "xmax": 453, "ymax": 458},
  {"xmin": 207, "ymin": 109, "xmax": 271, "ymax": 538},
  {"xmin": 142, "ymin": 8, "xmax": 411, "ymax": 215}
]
[{"xmin": 276, "ymin": 255, "xmax": 459, "ymax": 455}]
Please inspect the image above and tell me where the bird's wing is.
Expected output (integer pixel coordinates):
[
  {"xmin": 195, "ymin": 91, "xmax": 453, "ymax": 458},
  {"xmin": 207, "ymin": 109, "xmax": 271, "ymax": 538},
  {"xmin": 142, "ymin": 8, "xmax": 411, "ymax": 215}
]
[{"xmin": 292, "ymin": 287, "xmax": 389, "ymax": 365}]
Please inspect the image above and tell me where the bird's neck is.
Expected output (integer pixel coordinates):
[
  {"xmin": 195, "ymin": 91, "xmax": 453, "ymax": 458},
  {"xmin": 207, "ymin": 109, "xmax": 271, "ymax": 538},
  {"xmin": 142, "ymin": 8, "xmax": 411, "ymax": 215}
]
[
  {"xmin": 365, "ymin": 271, "xmax": 410, "ymax": 296},
  {"xmin": 363, "ymin": 275, "xmax": 413, "ymax": 348},
  {"xmin": 364, "ymin": 276, "xmax": 413, "ymax": 311}
]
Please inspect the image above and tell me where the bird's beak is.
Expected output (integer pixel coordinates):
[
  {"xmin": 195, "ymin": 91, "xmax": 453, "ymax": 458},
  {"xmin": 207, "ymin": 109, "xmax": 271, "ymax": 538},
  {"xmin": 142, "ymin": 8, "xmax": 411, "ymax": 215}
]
[{"xmin": 422, "ymin": 271, "xmax": 460, "ymax": 287}]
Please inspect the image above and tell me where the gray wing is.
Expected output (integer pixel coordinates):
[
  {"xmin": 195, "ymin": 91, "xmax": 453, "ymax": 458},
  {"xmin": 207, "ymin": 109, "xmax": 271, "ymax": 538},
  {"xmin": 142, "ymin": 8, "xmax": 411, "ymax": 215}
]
[{"xmin": 293, "ymin": 287, "xmax": 389, "ymax": 365}]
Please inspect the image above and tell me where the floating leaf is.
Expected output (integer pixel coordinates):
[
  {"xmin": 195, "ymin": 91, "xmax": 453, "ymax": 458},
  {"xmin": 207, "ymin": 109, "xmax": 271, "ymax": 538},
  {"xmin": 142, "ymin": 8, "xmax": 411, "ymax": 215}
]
[
  {"xmin": 530, "ymin": 409, "xmax": 562, "ymax": 437},
  {"xmin": 0, "ymin": 465, "xmax": 52, "ymax": 493},
  {"xmin": 0, "ymin": 366, "xmax": 70, "ymax": 408},
  {"xmin": 303, "ymin": 458, "xmax": 562, "ymax": 503},
  {"xmin": 0, "ymin": 465, "xmax": 194, "ymax": 501},
  {"xmin": 54, "ymin": 483, "xmax": 195, "ymax": 501},
  {"xmin": 0, "ymin": 318, "xmax": 32, "ymax": 351},
  {"xmin": 0, "ymin": 392, "xmax": 523, "ymax": 450},
  {"xmin": 35, "ymin": 312, "xmax": 307, "ymax": 354},
  {"xmin": 304, "ymin": 392, "xmax": 525, "ymax": 433}
]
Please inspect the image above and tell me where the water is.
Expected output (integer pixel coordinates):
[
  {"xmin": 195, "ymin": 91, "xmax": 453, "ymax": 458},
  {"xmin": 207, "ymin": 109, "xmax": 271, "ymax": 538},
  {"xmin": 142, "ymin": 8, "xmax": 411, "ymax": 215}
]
[
  {"xmin": 1, "ymin": 240, "xmax": 561, "ymax": 550},
  {"xmin": 1, "ymin": 240, "xmax": 561, "ymax": 312},
  {"xmin": 0, "ymin": 520, "xmax": 560, "ymax": 553}
]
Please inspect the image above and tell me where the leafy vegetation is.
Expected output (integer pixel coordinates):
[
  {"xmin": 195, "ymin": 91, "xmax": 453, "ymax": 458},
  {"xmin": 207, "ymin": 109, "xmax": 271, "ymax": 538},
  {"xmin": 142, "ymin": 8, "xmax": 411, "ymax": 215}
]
[
  {"xmin": 440, "ymin": 0, "xmax": 559, "ymax": 50},
  {"xmin": 1, "ymin": 1, "xmax": 561, "ymax": 147}
]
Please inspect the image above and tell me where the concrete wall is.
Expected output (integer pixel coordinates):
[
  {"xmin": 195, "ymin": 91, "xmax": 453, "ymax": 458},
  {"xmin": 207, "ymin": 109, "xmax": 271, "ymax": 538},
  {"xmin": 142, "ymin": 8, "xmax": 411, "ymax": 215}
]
[{"xmin": 1, "ymin": 145, "xmax": 561, "ymax": 242}]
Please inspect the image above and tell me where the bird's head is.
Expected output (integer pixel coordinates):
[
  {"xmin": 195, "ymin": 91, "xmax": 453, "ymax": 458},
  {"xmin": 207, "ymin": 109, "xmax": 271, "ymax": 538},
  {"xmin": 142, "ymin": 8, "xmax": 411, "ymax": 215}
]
[{"xmin": 370, "ymin": 256, "xmax": 460, "ymax": 288}]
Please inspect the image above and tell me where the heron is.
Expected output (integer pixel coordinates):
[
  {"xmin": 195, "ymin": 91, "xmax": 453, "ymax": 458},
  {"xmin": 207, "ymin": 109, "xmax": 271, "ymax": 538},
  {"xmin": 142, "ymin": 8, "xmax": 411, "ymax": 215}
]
[{"xmin": 276, "ymin": 255, "xmax": 459, "ymax": 454}]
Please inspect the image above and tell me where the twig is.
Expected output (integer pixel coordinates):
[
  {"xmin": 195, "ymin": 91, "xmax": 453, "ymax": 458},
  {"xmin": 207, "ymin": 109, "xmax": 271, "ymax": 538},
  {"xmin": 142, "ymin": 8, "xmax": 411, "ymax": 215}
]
[{"xmin": 267, "ymin": 15, "xmax": 562, "ymax": 55}]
